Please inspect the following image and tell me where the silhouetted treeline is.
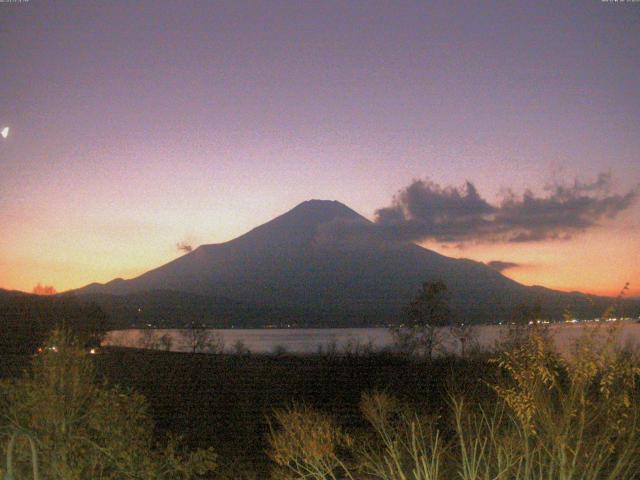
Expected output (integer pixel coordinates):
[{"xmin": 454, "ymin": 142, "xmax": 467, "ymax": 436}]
[
  {"xmin": 65, "ymin": 288, "xmax": 640, "ymax": 330},
  {"xmin": 76, "ymin": 290, "xmax": 396, "ymax": 328},
  {"xmin": 0, "ymin": 290, "xmax": 107, "ymax": 355}
]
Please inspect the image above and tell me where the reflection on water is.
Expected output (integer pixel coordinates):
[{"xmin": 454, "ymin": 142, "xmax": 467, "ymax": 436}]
[{"xmin": 104, "ymin": 321, "xmax": 640, "ymax": 355}]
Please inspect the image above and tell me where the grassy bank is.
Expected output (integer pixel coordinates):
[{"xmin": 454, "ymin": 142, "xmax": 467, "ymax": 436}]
[
  {"xmin": 2, "ymin": 326, "xmax": 639, "ymax": 479},
  {"xmin": 92, "ymin": 348, "xmax": 494, "ymax": 476}
]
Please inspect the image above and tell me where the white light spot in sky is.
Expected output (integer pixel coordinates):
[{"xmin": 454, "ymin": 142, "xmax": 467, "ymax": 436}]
[{"xmin": 1, "ymin": 127, "xmax": 9, "ymax": 139}]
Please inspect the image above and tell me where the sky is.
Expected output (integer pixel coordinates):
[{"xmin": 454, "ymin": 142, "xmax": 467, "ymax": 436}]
[{"xmin": 1, "ymin": 1, "xmax": 639, "ymax": 297}]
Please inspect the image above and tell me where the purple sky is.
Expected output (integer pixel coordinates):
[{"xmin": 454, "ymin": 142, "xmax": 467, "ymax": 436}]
[{"xmin": 1, "ymin": 1, "xmax": 639, "ymax": 295}]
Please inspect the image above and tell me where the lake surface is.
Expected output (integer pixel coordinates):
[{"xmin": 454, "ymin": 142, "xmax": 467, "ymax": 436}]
[{"xmin": 104, "ymin": 320, "xmax": 640, "ymax": 355}]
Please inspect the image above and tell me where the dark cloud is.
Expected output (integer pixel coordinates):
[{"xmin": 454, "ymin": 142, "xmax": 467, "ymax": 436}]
[
  {"xmin": 176, "ymin": 241, "xmax": 194, "ymax": 253},
  {"xmin": 32, "ymin": 283, "xmax": 56, "ymax": 295},
  {"xmin": 371, "ymin": 173, "xmax": 638, "ymax": 244},
  {"xmin": 487, "ymin": 261, "xmax": 521, "ymax": 272}
]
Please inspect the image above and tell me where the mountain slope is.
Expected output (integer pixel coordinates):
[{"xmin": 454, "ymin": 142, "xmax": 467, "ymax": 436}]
[{"xmin": 74, "ymin": 200, "xmax": 618, "ymax": 325}]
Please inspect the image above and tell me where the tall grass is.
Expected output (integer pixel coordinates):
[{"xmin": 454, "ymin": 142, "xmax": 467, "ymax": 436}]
[
  {"xmin": 356, "ymin": 392, "xmax": 442, "ymax": 480},
  {"xmin": 268, "ymin": 326, "xmax": 640, "ymax": 479},
  {"xmin": 268, "ymin": 403, "xmax": 355, "ymax": 480}
]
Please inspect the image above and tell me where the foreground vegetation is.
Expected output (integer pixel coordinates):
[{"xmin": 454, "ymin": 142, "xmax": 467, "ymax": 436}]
[
  {"xmin": 0, "ymin": 330, "xmax": 216, "ymax": 479},
  {"xmin": 1, "ymin": 282, "xmax": 639, "ymax": 478},
  {"xmin": 0, "ymin": 324, "xmax": 638, "ymax": 479},
  {"xmin": 269, "ymin": 326, "xmax": 640, "ymax": 479}
]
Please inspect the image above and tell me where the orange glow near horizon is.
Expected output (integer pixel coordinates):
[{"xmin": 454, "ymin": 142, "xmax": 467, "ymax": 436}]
[
  {"xmin": 2, "ymin": 1, "xmax": 639, "ymax": 303},
  {"xmin": 1, "ymin": 206, "xmax": 639, "ymax": 298},
  {"xmin": 421, "ymin": 214, "xmax": 640, "ymax": 298}
]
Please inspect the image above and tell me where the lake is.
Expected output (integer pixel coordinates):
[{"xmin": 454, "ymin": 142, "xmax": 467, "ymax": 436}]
[{"xmin": 104, "ymin": 320, "xmax": 640, "ymax": 355}]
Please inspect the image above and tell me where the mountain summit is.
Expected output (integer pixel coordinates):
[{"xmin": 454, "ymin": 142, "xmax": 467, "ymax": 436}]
[
  {"xmin": 258, "ymin": 199, "xmax": 367, "ymax": 228},
  {"xmin": 217, "ymin": 199, "xmax": 369, "ymax": 250},
  {"xmin": 76, "ymin": 200, "xmax": 603, "ymax": 325}
]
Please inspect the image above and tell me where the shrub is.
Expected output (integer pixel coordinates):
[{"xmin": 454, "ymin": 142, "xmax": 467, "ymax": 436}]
[
  {"xmin": 268, "ymin": 326, "xmax": 640, "ymax": 480},
  {"xmin": 268, "ymin": 403, "xmax": 354, "ymax": 480},
  {"xmin": 180, "ymin": 325, "xmax": 225, "ymax": 353},
  {"xmin": 486, "ymin": 326, "xmax": 640, "ymax": 480},
  {"xmin": 0, "ymin": 329, "xmax": 217, "ymax": 479}
]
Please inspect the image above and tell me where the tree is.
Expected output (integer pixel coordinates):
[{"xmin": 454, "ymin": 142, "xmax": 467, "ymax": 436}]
[
  {"xmin": 450, "ymin": 322, "xmax": 478, "ymax": 357},
  {"xmin": 0, "ymin": 329, "xmax": 217, "ymax": 479},
  {"xmin": 0, "ymin": 296, "xmax": 108, "ymax": 355},
  {"xmin": 392, "ymin": 280, "xmax": 452, "ymax": 359},
  {"xmin": 159, "ymin": 333, "xmax": 174, "ymax": 351},
  {"xmin": 70, "ymin": 302, "xmax": 108, "ymax": 349},
  {"xmin": 138, "ymin": 328, "xmax": 160, "ymax": 350},
  {"xmin": 180, "ymin": 322, "xmax": 224, "ymax": 353}
]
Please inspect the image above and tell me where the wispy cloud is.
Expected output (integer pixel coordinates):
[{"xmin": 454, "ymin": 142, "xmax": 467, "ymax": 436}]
[
  {"xmin": 487, "ymin": 261, "xmax": 521, "ymax": 272},
  {"xmin": 176, "ymin": 241, "xmax": 194, "ymax": 253}
]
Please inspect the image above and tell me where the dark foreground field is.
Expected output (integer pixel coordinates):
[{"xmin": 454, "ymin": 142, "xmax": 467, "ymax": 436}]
[
  {"xmin": 92, "ymin": 348, "xmax": 494, "ymax": 476},
  {"xmin": 3, "ymin": 332, "xmax": 640, "ymax": 480}
]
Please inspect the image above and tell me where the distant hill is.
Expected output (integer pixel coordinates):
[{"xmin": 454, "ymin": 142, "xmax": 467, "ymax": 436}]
[
  {"xmin": 73, "ymin": 290, "xmax": 314, "ymax": 329},
  {"xmin": 73, "ymin": 200, "xmax": 636, "ymax": 326},
  {"xmin": 0, "ymin": 289, "xmax": 107, "ymax": 354}
]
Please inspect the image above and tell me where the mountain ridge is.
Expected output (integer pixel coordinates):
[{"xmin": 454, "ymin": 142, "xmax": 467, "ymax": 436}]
[{"xmin": 72, "ymin": 200, "xmax": 626, "ymax": 325}]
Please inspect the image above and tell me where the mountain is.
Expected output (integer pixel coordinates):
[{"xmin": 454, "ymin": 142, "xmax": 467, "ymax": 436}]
[{"xmin": 73, "ymin": 200, "xmax": 627, "ymax": 326}]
